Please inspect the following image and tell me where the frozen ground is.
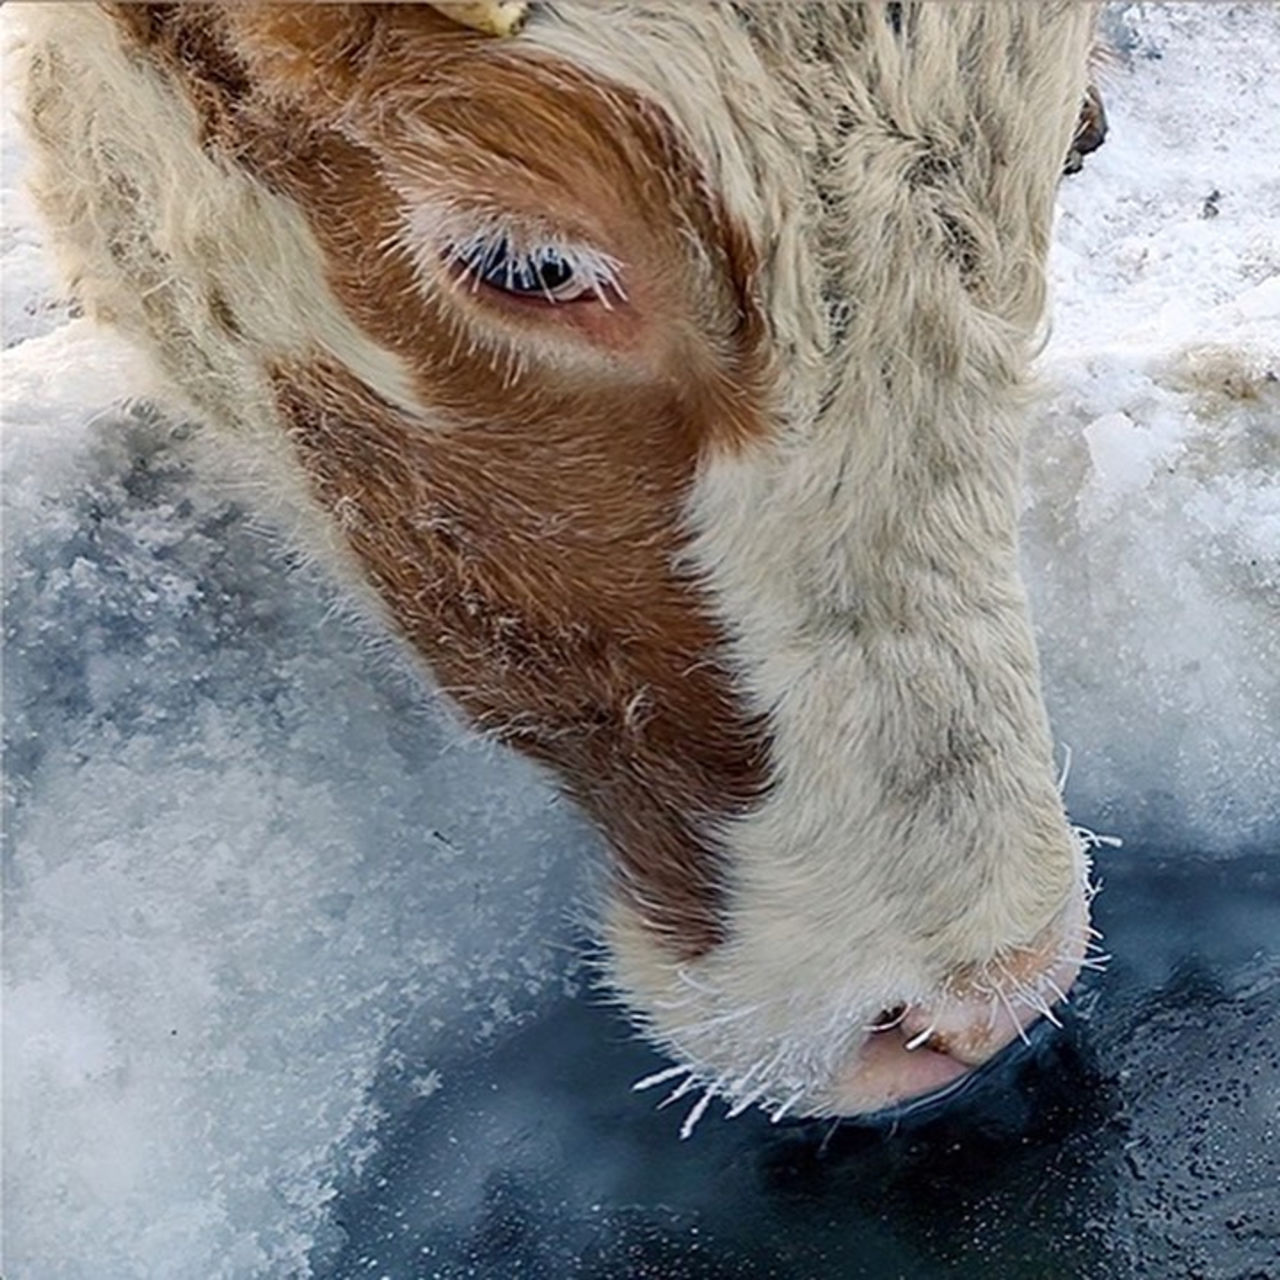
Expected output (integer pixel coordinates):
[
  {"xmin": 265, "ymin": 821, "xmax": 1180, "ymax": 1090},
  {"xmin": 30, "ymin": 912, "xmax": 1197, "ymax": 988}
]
[{"xmin": 3, "ymin": 5, "xmax": 1277, "ymax": 1279}]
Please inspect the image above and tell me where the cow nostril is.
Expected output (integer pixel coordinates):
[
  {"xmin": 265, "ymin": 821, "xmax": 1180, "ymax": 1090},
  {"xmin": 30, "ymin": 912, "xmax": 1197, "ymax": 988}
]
[
  {"xmin": 903, "ymin": 1025, "xmax": 954, "ymax": 1057},
  {"xmin": 901, "ymin": 1022, "xmax": 939, "ymax": 1052},
  {"xmin": 868, "ymin": 1004, "xmax": 908, "ymax": 1032},
  {"xmin": 827, "ymin": 901, "xmax": 1091, "ymax": 1116},
  {"xmin": 834, "ymin": 1022, "xmax": 972, "ymax": 1115}
]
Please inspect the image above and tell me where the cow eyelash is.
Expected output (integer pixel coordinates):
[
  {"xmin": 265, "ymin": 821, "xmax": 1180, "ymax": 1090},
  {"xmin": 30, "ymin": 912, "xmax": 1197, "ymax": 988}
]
[{"xmin": 444, "ymin": 232, "xmax": 627, "ymax": 308}]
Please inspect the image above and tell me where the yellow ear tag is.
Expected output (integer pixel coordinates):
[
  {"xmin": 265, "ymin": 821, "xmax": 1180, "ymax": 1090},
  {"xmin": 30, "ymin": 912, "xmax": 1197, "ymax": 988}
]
[{"xmin": 428, "ymin": 2, "xmax": 530, "ymax": 38}]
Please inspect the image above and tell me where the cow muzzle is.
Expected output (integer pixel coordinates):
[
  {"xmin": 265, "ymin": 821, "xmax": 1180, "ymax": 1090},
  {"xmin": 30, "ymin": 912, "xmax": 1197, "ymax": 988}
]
[
  {"xmin": 823, "ymin": 888, "xmax": 1093, "ymax": 1116},
  {"xmin": 622, "ymin": 869, "xmax": 1096, "ymax": 1131}
]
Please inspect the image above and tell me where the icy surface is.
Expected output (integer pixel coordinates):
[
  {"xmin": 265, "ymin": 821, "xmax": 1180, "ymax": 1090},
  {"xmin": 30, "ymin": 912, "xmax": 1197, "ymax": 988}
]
[
  {"xmin": 3, "ymin": 348, "xmax": 591, "ymax": 1276},
  {"xmin": 3, "ymin": 5, "xmax": 1278, "ymax": 1279},
  {"xmin": 321, "ymin": 853, "xmax": 1280, "ymax": 1280}
]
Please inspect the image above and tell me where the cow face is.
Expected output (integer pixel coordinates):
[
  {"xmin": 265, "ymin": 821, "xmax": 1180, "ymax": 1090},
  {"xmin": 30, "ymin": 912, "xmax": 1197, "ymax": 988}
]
[{"xmin": 20, "ymin": 1, "xmax": 1099, "ymax": 1122}]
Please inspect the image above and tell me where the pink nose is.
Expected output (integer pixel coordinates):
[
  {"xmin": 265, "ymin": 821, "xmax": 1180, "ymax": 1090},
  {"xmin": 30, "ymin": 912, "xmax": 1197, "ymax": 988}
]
[{"xmin": 828, "ymin": 920, "xmax": 1089, "ymax": 1116}]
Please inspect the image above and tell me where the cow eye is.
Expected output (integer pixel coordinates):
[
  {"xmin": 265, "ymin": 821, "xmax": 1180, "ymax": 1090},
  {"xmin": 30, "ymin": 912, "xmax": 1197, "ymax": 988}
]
[{"xmin": 448, "ymin": 235, "xmax": 624, "ymax": 307}]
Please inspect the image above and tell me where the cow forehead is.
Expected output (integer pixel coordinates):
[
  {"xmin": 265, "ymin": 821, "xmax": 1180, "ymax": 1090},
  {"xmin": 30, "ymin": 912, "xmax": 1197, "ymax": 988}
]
[
  {"xmin": 515, "ymin": 2, "xmax": 935, "ymax": 416},
  {"xmin": 521, "ymin": 3, "xmax": 816, "ymax": 228}
]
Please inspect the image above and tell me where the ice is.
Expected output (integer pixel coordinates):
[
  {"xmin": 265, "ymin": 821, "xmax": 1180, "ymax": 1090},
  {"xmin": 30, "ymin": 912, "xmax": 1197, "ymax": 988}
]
[
  {"xmin": 3, "ymin": 4, "xmax": 1279, "ymax": 1278},
  {"xmin": 3, "ymin": 164, "xmax": 592, "ymax": 1280},
  {"xmin": 315, "ymin": 853, "xmax": 1280, "ymax": 1279},
  {"xmin": 2, "ymin": 342, "xmax": 593, "ymax": 1276},
  {"xmin": 1028, "ymin": 323, "xmax": 1279, "ymax": 851}
]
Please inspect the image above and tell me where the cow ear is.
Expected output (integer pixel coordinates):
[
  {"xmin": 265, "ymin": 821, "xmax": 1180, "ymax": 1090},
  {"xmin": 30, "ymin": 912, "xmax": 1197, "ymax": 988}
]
[{"xmin": 425, "ymin": 2, "xmax": 530, "ymax": 38}]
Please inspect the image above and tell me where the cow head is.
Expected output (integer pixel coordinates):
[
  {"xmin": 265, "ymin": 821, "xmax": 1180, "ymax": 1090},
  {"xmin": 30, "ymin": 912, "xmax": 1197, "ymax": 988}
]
[{"xmin": 20, "ymin": 1, "xmax": 1099, "ymax": 1124}]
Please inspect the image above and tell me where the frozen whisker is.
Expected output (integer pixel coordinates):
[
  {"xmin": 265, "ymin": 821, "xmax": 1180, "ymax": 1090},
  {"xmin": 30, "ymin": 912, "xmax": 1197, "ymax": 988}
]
[
  {"xmin": 1018, "ymin": 977, "xmax": 1049, "ymax": 1008},
  {"xmin": 1019, "ymin": 986, "xmax": 1062, "ymax": 1027},
  {"xmin": 1074, "ymin": 824, "xmax": 1123, "ymax": 851},
  {"xmin": 631, "ymin": 1064, "xmax": 689, "ymax": 1093},
  {"xmin": 759, "ymin": 1043, "xmax": 789, "ymax": 1081},
  {"xmin": 1061, "ymin": 928, "xmax": 1095, "ymax": 956},
  {"xmin": 725, "ymin": 1082, "xmax": 768, "ymax": 1120},
  {"xmin": 1012, "ymin": 986, "xmax": 1042, "ymax": 1018},
  {"xmin": 997, "ymin": 988, "xmax": 1032, "ymax": 1046},
  {"xmin": 770, "ymin": 1091, "xmax": 805, "ymax": 1124},
  {"xmin": 657, "ymin": 1073, "xmax": 699, "ymax": 1111},
  {"xmin": 679, "ymin": 1088, "xmax": 715, "ymax": 1141},
  {"xmin": 903, "ymin": 1023, "xmax": 936, "ymax": 1052},
  {"xmin": 1057, "ymin": 742, "xmax": 1073, "ymax": 793},
  {"xmin": 1042, "ymin": 973, "xmax": 1070, "ymax": 1004},
  {"xmin": 727, "ymin": 1056, "xmax": 766, "ymax": 1095}
]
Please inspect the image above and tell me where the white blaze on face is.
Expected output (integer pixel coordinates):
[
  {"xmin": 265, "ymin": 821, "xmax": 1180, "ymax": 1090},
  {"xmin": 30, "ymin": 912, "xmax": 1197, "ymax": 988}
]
[{"xmin": 530, "ymin": 2, "xmax": 1099, "ymax": 1117}]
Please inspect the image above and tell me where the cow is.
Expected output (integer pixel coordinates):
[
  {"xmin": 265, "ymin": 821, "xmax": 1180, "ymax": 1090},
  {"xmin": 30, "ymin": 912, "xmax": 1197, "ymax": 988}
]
[{"xmin": 16, "ymin": 0, "xmax": 1104, "ymax": 1131}]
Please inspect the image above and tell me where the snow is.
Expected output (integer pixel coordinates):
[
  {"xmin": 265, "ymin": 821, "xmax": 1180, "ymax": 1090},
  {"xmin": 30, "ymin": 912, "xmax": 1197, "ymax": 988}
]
[
  {"xmin": 3, "ymin": 5, "xmax": 1278, "ymax": 1279},
  {"xmin": 1030, "ymin": 3, "xmax": 1280, "ymax": 851}
]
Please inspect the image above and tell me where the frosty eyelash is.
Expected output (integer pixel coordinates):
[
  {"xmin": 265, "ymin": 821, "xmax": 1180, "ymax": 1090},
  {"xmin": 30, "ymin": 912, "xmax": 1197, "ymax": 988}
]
[{"xmin": 442, "ymin": 227, "xmax": 627, "ymax": 309}]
